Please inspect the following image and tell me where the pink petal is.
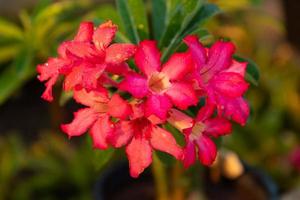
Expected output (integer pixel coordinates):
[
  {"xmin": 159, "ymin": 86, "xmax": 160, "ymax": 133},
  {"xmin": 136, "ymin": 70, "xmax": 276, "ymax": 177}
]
[
  {"xmin": 64, "ymin": 42, "xmax": 103, "ymax": 62},
  {"xmin": 196, "ymin": 135, "xmax": 217, "ymax": 166},
  {"xmin": 61, "ymin": 108, "xmax": 98, "ymax": 137},
  {"xmin": 204, "ymin": 118, "xmax": 232, "ymax": 138},
  {"xmin": 108, "ymin": 121, "xmax": 134, "ymax": 148},
  {"xmin": 225, "ymin": 60, "xmax": 247, "ymax": 77},
  {"xmin": 150, "ymin": 126, "xmax": 182, "ymax": 159},
  {"xmin": 145, "ymin": 94, "xmax": 172, "ymax": 120},
  {"xmin": 108, "ymin": 94, "xmax": 132, "ymax": 119},
  {"xmin": 196, "ymin": 102, "xmax": 215, "ymax": 122},
  {"xmin": 81, "ymin": 64, "xmax": 106, "ymax": 91},
  {"xmin": 41, "ymin": 74, "xmax": 59, "ymax": 102},
  {"xmin": 37, "ymin": 58, "xmax": 67, "ymax": 81},
  {"xmin": 90, "ymin": 114, "xmax": 114, "ymax": 149},
  {"xmin": 183, "ymin": 35, "xmax": 207, "ymax": 67},
  {"xmin": 204, "ymin": 41, "xmax": 235, "ymax": 77},
  {"xmin": 105, "ymin": 63, "xmax": 131, "ymax": 76},
  {"xmin": 165, "ymin": 82, "xmax": 198, "ymax": 110},
  {"xmin": 167, "ymin": 109, "xmax": 194, "ymax": 132},
  {"xmin": 63, "ymin": 66, "xmax": 83, "ymax": 91},
  {"xmin": 134, "ymin": 40, "xmax": 161, "ymax": 77},
  {"xmin": 105, "ymin": 43, "xmax": 136, "ymax": 65},
  {"xmin": 74, "ymin": 21, "xmax": 94, "ymax": 42},
  {"xmin": 73, "ymin": 89, "xmax": 109, "ymax": 107},
  {"xmin": 119, "ymin": 73, "xmax": 148, "ymax": 98},
  {"xmin": 126, "ymin": 136, "xmax": 153, "ymax": 178},
  {"xmin": 93, "ymin": 20, "xmax": 117, "ymax": 50},
  {"xmin": 161, "ymin": 52, "xmax": 194, "ymax": 80},
  {"xmin": 211, "ymin": 72, "xmax": 249, "ymax": 98},
  {"xmin": 182, "ymin": 141, "xmax": 196, "ymax": 168}
]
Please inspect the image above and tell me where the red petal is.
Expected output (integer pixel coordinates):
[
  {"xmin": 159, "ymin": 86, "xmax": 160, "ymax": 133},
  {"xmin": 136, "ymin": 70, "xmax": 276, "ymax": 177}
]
[
  {"xmin": 119, "ymin": 73, "xmax": 148, "ymax": 98},
  {"xmin": 167, "ymin": 109, "xmax": 194, "ymax": 132},
  {"xmin": 134, "ymin": 40, "xmax": 161, "ymax": 77},
  {"xmin": 150, "ymin": 126, "xmax": 182, "ymax": 159},
  {"xmin": 108, "ymin": 121, "xmax": 134, "ymax": 148},
  {"xmin": 37, "ymin": 58, "xmax": 67, "ymax": 81},
  {"xmin": 41, "ymin": 74, "xmax": 59, "ymax": 102},
  {"xmin": 165, "ymin": 82, "xmax": 198, "ymax": 109},
  {"xmin": 74, "ymin": 21, "xmax": 94, "ymax": 42},
  {"xmin": 145, "ymin": 94, "xmax": 172, "ymax": 120},
  {"xmin": 196, "ymin": 135, "xmax": 217, "ymax": 166},
  {"xmin": 182, "ymin": 141, "xmax": 196, "ymax": 168},
  {"xmin": 105, "ymin": 43, "xmax": 136, "ymax": 65},
  {"xmin": 108, "ymin": 94, "xmax": 132, "ymax": 119},
  {"xmin": 183, "ymin": 35, "xmax": 207, "ymax": 67},
  {"xmin": 65, "ymin": 42, "xmax": 103, "ymax": 62},
  {"xmin": 196, "ymin": 103, "xmax": 215, "ymax": 122},
  {"xmin": 126, "ymin": 136, "xmax": 153, "ymax": 178},
  {"xmin": 73, "ymin": 89, "xmax": 109, "ymax": 107},
  {"xmin": 106, "ymin": 63, "xmax": 131, "ymax": 76},
  {"xmin": 204, "ymin": 118, "xmax": 232, "ymax": 138},
  {"xmin": 93, "ymin": 20, "xmax": 117, "ymax": 50},
  {"xmin": 61, "ymin": 108, "xmax": 98, "ymax": 137},
  {"xmin": 63, "ymin": 66, "xmax": 83, "ymax": 91},
  {"xmin": 90, "ymin": 114, "xmax": 114, "ymax": 149},
  {"xmin": 162, "ymin": 52, "xmax": 194, "ymax": 80}
]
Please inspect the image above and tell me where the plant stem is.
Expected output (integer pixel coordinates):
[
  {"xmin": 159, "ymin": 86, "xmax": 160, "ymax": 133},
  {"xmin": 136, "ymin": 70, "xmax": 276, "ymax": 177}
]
[
  {"xmin": 152, "ymin": 154, "xmax": 169, "ymax": 200},
  {"xmin": 172, "ymin": 161, "xmax": 185, "ymax": 200}
]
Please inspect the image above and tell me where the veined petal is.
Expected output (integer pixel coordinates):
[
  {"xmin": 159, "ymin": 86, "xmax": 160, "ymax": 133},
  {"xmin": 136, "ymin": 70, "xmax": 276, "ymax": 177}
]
[
  {"xmin": 161, "ymin": 52, "xmax": 194, "ymax": 80},
  {"xmin": 108, "ymin": 121, "xmax": 134, "ymax": 148},
  {"xmin": 126, "ymin": 136, "xmax": 153, "ymax": 178},
  {"xmin": 119, "ymin": 73, "xmax": 148, "ymax": 98},
  {"xmin": 74, "ymin": 21, "xmax": 94, "ymax": 42},
  {"xmin": 182, "ymin": 141, "xmax": 196, "ymax": 168},
  {"xmin": 196, "ymin": 135, "xmax": 217, "ymax": 166},
  {"xmin": 108, "ymin": 94, "xmax": 132, "ymax": 119},
  {"xmin": 61, "ymin": 108, "xmax": 98, "ymax": 137},
  {"xmin": 41, "ymin": 74, "xmax": 59, "ymax": 102},
  {"xmin": 204, "ymin": 118, "xmax": 232, "ymax": 138},
  {"xmin": 165, "ymin": 82, "xmax": 198, "ymax": 110},
  {"xmin": 73, "ymin": 89, "xmax": 109, "ymax": 107},
  {"xmin": 211, "ymin": 72, "xmax": 249, "ymax": 98},
  {"xmin": 150, "ymin": 126, "xmax": 182, "ymax": 159},
  {"xmin": 90, "ymin": 114, "xmax": 114, "ymax": 149},
  {"xmin": 134, "ymin": 40, "xmax": 161, "ymax": 77},
  {"xmin": 183, "ymin": 35, "xmax": 207, "ymax": 67},
  {"xmin": 167, "ymin": 109, "xmax": 194, "ymax": 132},
  {"xmin": 105, "ymin": 43, "xmax": 136, "ymax": 65},
  {"xmin": 145, "ymin": 94, "xmax": 172, "ymax": 120},
  {"xmin": 93, "ymin": 20, "xmax": 117, "ymax": 50}
]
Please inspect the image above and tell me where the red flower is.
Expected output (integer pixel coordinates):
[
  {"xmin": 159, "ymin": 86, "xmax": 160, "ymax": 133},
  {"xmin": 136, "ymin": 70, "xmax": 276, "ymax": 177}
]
[
  {"xmin": 184, "ymin": 35, "xmax": 250, "ymax": 125},
  {"xmin": 108, "ymin": 103, "xmax": 182, "ymax": 177},
  {"xmin": 61, "ymin": 88, "xmax": 131, "ymax": 149},
  {"xmin": 119, "ymin": 40, "xmax": 197, "ymax": 120}
]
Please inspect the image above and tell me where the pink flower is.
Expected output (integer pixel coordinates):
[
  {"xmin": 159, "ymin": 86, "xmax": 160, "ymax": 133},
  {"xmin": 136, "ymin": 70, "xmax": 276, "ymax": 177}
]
[
  {"xmin": 37, "ymin": 21, "xmax": 136, "ymax": 101},
  {"xmin": 108, "ymin": 103, "xmax": 182, "ymax": 177},
  {"xmin": 184, "ymin": 35, "xmax": 250, "ymax": 125},
  {"xmin": 61, "ymin": 88, "xmax": 131, "ymax": 149},
  {"xmin": 168, "ymin": 105, "xmax": 232, "ymax": 168},
  {"xmin": 119, "ymin": 40, "xmax": 198, "ymax": 120}
]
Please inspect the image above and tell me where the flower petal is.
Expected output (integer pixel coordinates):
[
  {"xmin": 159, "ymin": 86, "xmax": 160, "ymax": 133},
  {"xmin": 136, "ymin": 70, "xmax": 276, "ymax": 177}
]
[
  {"xmin": 93, "ymin": 20, "xmax": 117, "ymax": 50},
  {"xmin": 161, "ymin": 52, "xmax": 194, "ymax": 80},
  {"xmin": 73, "ymin": 88, "xmax": 109, "ymax": 107},
  {"xmin": 74, "ymin": 21, "xmax": 94, "ymax": 42},
  {"xmin": 105, "ymin": 43, "xmax": 136, "ymax": 65},
  {"xmin": 196, "ymin": 102, "xmax": 215, "ymax": 122},
  {"xmin": 145, "ymin": 94, "xmax": 172, "ymax": 120},
  {"xmin": 150, "ymin": 126, "xmax": 182, "ymax": 159},
  {"xmin": 108, "ymin": 94, "xmax": 132, "ymax": 119},
  {"xmin": 41, "ymin": 74, "xmax": 59, "ymax": 102},
  {"xmin": 182, "ymin": 141, "xmax": 196, "ymax": 168},
  {"xmin": 134, "ymin": 40, "xmax": 161, "ymax": 77},
  {"xmin": 126, "ymin": 136, "xmax": 153, "ymax": 178},
  {"xmin": 105, "ymin": 63, "xmax": 131, "ymax": 76},
  {"xmin": 119, "ymin": 73, "xmax": 148, "ymax": 98},
  {"xmin": 61, "ymin": 108, "xmax": 98, "ymax": 137},
  {"xmin": 225, "ymin": 60, "xmax": 247, "ymax": 77},
  {"xmin": 90, "ymin": 114, "xmax": 114, "ymax": 149},
  {"xmin": 204, "ymin": 118, "xmax": 232, "ymax": 138},
  {"xmin": 183, "ymin": 35, "xmax": 207, "ymax": 67},
  {"xmin": 108, "ymin": 121, "xmax": 134, "ymax": 148},
  {"xmin": 196, "ymin": 135, "xmax": 217, "ymax": 166},
  {"xmin": 63, "ymin": 66, "xmax": 83, "ymax": 91},
  {"xmin": 167, "ymin": 109, "xmax": 194, "ymax": 132},
  {"xmin": 165, "ymin": 82, "xmax": 198, "ymax": 109}
]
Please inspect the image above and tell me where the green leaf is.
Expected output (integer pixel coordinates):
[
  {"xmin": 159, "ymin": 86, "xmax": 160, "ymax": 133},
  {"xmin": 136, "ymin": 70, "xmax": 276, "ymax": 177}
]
[
  {"xmin": 0, "ymin": 17, "xmax": 23, "ymax": 40},
  {"xmin": 59, "ymin": 91, "xmax": 73, "ymax": 106},
  {"xmin": 0, "ymin": 44, "xmax": 21, "ymax": 63},
  {"xmin": 93, "ymin": 148, "xmax": 115, "ymax": 171},
  {"xmin": 156, "ymin": 151, "xmax": 176, "ymax": 166},
  {"xmin": 151, "ymin": 0, "xmax": 167, "ymax": 40},
  {"xmin": 233, "ymin": 55, "xmax": 260, "ymax": 86},
  {"xmin": 116, "ymin": 0, "xmax": 148, "ymax": 43}
]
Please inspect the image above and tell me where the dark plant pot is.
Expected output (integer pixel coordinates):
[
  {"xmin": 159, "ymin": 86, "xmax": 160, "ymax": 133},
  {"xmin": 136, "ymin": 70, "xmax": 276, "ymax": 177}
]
[{"xmin": 94, "ymin": 161, "xmax": 155, "ymax": 200}]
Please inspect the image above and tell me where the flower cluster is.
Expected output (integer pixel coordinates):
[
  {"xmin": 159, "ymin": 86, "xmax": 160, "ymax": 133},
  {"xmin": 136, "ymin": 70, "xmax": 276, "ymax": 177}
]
[{"xmin": 38, "ymin": 21, "xmax": 249, "ymax": 177}]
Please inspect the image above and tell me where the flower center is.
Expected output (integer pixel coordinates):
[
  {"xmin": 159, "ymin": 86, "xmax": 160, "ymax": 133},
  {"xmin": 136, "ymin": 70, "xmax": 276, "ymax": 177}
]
[
  {"xmin": 148, "ymin": 72, "xmax": 171, "ymax": 93},
  {"xmin": 189, "ymin": 122, "xmax": 206, "ymax": 141}
]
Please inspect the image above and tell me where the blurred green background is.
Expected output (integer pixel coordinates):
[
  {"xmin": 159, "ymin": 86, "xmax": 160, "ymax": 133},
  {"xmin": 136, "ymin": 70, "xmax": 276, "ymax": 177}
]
[{"xmin": 0, "ymin": 0, "xmax": 299, "ymax": 199}]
